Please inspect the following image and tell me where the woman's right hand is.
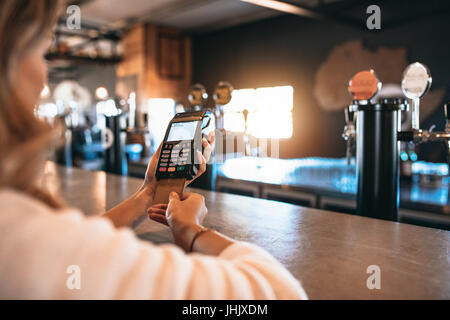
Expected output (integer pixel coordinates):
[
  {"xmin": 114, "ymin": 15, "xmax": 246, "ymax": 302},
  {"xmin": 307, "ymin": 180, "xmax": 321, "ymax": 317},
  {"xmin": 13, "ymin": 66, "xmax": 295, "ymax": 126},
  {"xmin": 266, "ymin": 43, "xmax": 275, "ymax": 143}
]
[{"xmin": 148, "ymin": 192, "xmax": 208, "ymax": 251}]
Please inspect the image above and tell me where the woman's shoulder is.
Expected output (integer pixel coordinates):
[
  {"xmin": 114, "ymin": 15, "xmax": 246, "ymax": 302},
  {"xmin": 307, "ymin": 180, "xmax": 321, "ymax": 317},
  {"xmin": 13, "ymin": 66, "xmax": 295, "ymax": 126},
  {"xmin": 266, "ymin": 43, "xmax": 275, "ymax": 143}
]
[
  {"xmin": 0, "ymin": 188, "xmax": 76, "ymax": 217},
  {"xmin": 0, "ymin": 188, "xmax": 138, "ymax": 299},
  {"xmin": 0, "ymin": 188, "xmax": 91, "ymax": 231},
  {"xmin": 0, "ymin": 187, "xmax": 133, "ymax": 244},
  {"xmin": 0, "ymin": 188, "xmax": 56, "ymax": 217}
]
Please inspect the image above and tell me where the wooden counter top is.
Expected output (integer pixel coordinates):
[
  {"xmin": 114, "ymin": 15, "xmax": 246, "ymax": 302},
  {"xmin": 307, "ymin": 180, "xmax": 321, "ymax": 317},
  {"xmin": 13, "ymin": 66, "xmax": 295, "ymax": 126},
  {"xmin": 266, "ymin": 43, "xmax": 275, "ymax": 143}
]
[{"xmin": 45, "ymin": 163, "xmax": 450, "ymax": 299}]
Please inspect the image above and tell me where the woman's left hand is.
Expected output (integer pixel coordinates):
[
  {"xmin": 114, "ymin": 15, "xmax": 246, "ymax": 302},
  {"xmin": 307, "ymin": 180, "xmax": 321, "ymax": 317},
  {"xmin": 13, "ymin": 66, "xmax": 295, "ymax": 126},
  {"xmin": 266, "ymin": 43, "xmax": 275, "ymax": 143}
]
[{"xmin": 142, "ymin": 131, "xmax": 215, "ymax": 199}]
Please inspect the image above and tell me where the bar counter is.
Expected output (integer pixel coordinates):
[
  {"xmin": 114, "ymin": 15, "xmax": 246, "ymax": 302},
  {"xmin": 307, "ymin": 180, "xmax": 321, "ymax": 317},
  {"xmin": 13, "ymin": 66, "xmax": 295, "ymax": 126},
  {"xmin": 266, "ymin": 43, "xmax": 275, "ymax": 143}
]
[
  {"xmin": 128, "ymin": 157, "xmax": 450, "ymax": 229},
  {"xmin": 45, "ymin": 163, "xmax": 450, "ymax": 299}
]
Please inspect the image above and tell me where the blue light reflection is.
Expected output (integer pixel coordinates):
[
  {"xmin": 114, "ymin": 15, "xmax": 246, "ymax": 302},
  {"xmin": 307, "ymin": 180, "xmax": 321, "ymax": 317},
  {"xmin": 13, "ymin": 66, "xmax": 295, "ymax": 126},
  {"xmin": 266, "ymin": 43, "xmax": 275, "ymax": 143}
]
[{"xmin": 218, "ymin": 157, "xmax": 450, "ymax": 205}]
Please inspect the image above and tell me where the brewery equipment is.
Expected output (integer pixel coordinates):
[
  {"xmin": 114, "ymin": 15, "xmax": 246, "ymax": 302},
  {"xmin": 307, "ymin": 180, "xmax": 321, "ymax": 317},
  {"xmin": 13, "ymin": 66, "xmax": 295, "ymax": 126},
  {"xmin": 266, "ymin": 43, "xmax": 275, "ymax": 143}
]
[
  {"xmin": 344, "ymin": 63, "xmax": 450, "ymax": 222},
  {"xmin": 212, "ymin": 81, "xmax": 233, "ymax": 132},
  {"xmin": 347, "ymin": 70, "xmax": 407, "ymax": 221},
  {"xmin": 187, "ymin": 84, "xmax": 208, "ymax": 111}
]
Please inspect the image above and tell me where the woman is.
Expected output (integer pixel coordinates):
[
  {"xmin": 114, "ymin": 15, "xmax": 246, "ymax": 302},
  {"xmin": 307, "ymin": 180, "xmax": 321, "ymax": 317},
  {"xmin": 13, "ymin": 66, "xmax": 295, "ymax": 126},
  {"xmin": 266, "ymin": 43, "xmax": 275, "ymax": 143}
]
[{"xmin": 0, "ymin": 0, "xmax": 307, "ymax": 299}]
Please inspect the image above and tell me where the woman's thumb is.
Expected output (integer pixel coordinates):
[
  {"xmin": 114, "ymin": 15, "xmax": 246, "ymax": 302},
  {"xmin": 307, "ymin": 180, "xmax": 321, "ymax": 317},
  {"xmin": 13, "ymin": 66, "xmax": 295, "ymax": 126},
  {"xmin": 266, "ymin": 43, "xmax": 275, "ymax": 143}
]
[{"xmin": 169, "ymin": 192, "xmax": 180, "ymax": 201}]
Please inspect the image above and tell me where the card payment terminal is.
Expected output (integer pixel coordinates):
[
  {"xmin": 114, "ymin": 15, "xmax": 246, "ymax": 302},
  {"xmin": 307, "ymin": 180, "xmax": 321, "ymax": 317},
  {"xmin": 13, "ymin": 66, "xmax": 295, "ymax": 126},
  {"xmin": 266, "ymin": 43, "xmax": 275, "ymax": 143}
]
[{"xmin": 153, "ymin": 111, "xmax": 213, "ymax": 204}]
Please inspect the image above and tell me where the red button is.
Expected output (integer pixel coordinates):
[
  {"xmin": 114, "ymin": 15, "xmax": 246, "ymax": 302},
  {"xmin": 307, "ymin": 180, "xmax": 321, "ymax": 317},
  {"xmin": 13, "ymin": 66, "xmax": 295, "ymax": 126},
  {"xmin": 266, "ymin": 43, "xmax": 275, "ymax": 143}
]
[{"xmin": 159, "ymin": 167, "xmax": 167, "ymax": 172}]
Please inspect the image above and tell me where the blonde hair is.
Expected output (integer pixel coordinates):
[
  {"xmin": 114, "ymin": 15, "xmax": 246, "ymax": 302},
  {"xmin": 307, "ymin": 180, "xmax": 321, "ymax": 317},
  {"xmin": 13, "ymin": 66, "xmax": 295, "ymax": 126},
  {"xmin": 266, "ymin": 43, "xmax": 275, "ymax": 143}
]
[{"xmin": 0, "ymin": 0, "xmax": 64, "ymax": 208}]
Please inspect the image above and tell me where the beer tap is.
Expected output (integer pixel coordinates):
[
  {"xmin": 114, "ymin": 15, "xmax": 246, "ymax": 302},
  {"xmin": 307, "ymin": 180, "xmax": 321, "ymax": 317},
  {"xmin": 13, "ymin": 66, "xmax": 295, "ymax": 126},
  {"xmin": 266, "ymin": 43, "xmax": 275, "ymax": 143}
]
[
  {"xmin": 212, "ymin": 82, "xmax": 233, "ymax": 161},
  {"xmin": 341, "ymin": 69, "xmax": 381, "ymax": 166},
  {"xmin": 342, "ymin": 107, "xmax": 356, "ymax": 165},
  {"xmin": 444, "ymin": 103, "xmax": 450, "ymax": 133},
  {"xmin": 187, "ymin": 84, "xmax": 208, "ymax": 112},
  {"xmin": 242, "ymin": 109, "xmax": 251, "ymax": 156},
  {"xmin": 212, "ymin": 81, "xmax": 233, "ymax": 132},
  {"xmin": 400, "ymin": 63, "xmax": 450, "ymax": 168},
  {"xmin": 444, "ymin": 102, "xmax": 450, "ymax": 164},
  {"xmin": 346, "ymin": 69, "xmax": 408, "ymax": 221},
  {"xmin": 401, "ymin": 62, "xmax": 431, "ymax": 138}
]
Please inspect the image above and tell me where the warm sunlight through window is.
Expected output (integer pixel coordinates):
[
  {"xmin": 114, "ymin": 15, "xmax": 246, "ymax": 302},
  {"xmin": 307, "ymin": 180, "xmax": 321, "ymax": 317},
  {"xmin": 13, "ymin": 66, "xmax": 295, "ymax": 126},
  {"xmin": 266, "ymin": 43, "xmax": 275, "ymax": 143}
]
[
  {"xmin": 145, "ymin": 98, "xmax": 175, "ymax": 151},
  {"xmin": 223, "ymin": 86, "xmax": 293, "ymax": 139}
]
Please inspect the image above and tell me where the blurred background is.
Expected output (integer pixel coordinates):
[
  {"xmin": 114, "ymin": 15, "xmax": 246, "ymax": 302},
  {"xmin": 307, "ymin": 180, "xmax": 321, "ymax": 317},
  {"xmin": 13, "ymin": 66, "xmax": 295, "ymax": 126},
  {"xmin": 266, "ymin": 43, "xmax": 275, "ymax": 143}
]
[{"xmin": 39, "ymin": 0, "xmax": 450, "ymax": 229}]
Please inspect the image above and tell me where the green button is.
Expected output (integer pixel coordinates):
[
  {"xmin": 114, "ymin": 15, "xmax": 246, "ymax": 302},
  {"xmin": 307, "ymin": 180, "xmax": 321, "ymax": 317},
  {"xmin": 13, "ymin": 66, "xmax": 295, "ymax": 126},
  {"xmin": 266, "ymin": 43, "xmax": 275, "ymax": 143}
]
[{"xmin": 177, "ymin": 166, "xmax": 185, "ymax": 171}]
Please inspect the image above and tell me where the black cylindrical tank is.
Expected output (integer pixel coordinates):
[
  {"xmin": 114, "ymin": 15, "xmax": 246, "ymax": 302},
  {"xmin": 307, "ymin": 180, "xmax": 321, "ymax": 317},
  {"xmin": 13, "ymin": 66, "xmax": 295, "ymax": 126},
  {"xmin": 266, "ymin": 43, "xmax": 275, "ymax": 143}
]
[{"xmin": 355, "ymin": 99, "xmax": 407, "ymax": 221}]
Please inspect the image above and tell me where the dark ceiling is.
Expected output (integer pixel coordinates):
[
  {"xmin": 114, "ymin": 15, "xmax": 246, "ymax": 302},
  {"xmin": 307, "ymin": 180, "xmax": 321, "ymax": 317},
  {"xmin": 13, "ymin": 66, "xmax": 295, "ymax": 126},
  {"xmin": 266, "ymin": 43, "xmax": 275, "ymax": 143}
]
[
  {"xmin": 280, "ymin": 0, "xmax": 450, "ymax": 29},
  {"xmin": 68, "ymin": 0, "xmax": 450, "ymax": 34}
]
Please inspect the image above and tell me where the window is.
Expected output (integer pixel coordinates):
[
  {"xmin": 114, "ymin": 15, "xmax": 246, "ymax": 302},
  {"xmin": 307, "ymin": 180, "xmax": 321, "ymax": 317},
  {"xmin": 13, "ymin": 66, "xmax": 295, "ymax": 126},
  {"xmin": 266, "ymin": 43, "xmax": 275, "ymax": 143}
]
[
  {"xmin": 145, "ymin": 98, "xmax": 175, "ymax": 152},
  {"xmin": 223, "ymin": 85, "xmax": 293, "ymax": 139}
]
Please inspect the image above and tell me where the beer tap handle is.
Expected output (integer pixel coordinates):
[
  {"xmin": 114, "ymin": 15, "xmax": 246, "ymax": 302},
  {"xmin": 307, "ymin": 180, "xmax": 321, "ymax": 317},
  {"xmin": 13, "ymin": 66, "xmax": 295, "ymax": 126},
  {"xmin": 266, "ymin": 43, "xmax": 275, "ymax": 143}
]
[
  {"xmin": 401, "ymin": 62, "xmax": 432, "ymax": 131},
  {"xmin": 344, "ymin": 69, "xmax": 381, "ymax": 166},
  {"xmin": 346, "ymin": 140, "xmax": 352, "ymax": 166},
  {"xmin": 242, "ymin": 109, "xmax": 250, "ymax": 156},
  {"xmin": 343, "ymin": 107, "xmax": 355, "ymax": 165},
  {"xmin": 213, "ymin": 81, "xmax": 233, "ymax": 131},
  {"xmin": 444, "ymin": 102, "xmax": 450, "ymax": 129},
  {"xmin": 411, "ymin": 98, "xmax": 420, "ymax": 131},
  {"xmin": 442, "ymin": 102, "xmax": 450, "ymax": 171},
  {"xmin": 344, "ymin": 107, "xmax": 352, "ymax": 125}
]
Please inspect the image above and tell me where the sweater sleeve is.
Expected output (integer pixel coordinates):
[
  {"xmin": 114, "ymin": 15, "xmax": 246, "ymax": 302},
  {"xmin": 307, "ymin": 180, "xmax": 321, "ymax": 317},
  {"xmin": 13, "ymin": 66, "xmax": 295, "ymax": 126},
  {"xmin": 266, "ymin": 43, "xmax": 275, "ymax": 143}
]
[{"xmin": 0, "ymin": 201, "xmax": 307, "ymax": 299}]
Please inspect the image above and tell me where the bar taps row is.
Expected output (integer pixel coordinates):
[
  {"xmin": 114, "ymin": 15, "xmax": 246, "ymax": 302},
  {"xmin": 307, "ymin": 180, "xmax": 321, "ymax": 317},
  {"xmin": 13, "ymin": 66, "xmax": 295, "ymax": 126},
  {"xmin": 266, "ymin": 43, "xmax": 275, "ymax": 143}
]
[
  {"xmin": 188, "ymin": 82, "xmax": 254, "ymax": 157},
  {"xmin": 342, "ymin": 62, "xmax": 450, "ymax": 167}
]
